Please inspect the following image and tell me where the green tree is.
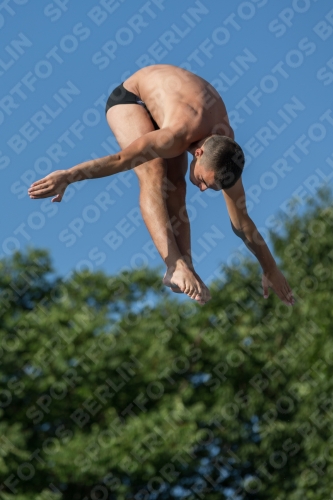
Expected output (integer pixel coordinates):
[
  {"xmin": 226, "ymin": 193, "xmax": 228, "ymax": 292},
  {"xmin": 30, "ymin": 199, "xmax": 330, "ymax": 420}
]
[{"xmin": 1, "ymin": 192, "xmax": 333, "ymax": 500}]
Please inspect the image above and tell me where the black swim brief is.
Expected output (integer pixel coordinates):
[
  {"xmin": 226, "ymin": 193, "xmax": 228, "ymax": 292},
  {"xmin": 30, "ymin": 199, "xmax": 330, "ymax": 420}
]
[{"xmin": 105, "ymin": 82, "xmax": 159, "ymax": 130}]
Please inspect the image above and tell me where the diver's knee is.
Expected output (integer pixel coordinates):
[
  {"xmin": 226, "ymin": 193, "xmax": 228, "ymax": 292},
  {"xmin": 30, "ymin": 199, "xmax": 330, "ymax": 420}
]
[{"xmin": 134, "ymin": 159, "xmax": 167, "ymax": 185}]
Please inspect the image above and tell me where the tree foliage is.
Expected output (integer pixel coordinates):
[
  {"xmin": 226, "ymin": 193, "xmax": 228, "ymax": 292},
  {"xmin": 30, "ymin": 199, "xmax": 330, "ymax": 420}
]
[{"xmin": 1, "ymin": 192, "xmax": 333, "ymax": 500}]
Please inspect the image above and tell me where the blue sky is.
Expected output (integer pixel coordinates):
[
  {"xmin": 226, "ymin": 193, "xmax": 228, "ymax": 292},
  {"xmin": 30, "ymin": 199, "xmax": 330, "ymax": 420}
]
[{"xmin": 2, "ymin": 0, "xmax": 333, "ymax": 289}]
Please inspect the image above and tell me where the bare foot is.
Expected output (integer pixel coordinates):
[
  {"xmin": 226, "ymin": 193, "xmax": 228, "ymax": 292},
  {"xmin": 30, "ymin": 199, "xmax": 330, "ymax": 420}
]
[
  {"xmin": 192, "ymin": 270, "xmax": 211, "ymax": 302},
  {"xmin": 163, "ymin": 261, "xmax": 211, "ymax": 304}
]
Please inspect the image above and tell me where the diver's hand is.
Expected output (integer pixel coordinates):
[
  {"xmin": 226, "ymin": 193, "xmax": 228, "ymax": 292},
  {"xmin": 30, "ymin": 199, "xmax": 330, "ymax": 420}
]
[
  {"xmin": 262, "ymin": 267, "xmax": 295, "ymax": 306},
  {"xmin": 28, "ymin": 170, "xmax": 69, "ymax": 202}
]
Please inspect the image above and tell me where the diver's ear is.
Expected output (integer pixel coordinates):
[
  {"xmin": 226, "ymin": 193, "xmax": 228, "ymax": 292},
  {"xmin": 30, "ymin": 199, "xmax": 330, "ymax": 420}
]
[{"xmin": 194, "ymin": 147, "xmax": 204, "ymax": 159}]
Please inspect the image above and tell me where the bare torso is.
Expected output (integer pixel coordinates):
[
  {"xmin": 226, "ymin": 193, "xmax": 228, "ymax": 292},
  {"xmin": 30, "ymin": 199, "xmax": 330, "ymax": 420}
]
[{"xmin": 123, "ymin": 65, "xmax": 234, "ymax": 148}]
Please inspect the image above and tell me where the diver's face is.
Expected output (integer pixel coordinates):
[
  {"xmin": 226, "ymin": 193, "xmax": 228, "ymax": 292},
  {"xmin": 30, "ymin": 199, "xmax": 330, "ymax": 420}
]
[{"xmin": 189, "ymin": 158, "xmax": 220, "ymax": 191}]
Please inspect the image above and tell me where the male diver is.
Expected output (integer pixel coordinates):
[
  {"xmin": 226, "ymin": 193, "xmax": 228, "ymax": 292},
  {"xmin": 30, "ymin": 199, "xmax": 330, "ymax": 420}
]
[{"xmin": 28, "ymin": 64, "xmax": 294, "ymax": 306}]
